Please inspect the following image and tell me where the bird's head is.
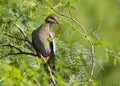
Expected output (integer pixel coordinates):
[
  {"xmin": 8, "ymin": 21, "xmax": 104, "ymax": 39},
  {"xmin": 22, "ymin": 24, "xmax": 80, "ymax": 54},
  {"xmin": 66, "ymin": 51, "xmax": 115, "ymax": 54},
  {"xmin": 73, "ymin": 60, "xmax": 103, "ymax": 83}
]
[{"xmin": 45, "ymin": 15, "xmax": 59, "ymax": 24}]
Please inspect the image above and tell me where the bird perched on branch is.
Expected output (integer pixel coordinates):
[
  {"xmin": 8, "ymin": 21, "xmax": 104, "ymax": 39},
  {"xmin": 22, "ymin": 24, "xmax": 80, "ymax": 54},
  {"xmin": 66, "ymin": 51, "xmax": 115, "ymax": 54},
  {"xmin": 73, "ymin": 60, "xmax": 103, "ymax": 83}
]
[{"xmin": 32, "ymin": 15, "xmax": 59, "ymax": 70}]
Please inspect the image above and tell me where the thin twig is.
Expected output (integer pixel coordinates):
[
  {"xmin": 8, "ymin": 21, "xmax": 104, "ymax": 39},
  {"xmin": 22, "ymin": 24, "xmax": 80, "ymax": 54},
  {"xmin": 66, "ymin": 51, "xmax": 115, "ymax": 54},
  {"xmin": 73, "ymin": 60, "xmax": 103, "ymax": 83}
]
[
  {"xmin": 2, "ymin": 44, "xmax": 37, "ymax": 57},
  {"xmin": 51, "ymin": 6, "xmax": 95, "ymax": 83},
  {"xmin": 32, "ymin": 78, "xmax": 41, "ymax": 86},
  {"xmin": 15, "ymin": 24, "xmax": 26, "ymax": 38},
  {"xmin": 47, "ymin": 65, "xmax": 56, "ymax": 84},
  {"xmin": 6, "ymin": 52, "xmax": 37, "ymax": 57},
  {"xmin": 3, "ymin": 21, "xmax": 56, "ymax": 85},
  {"xmin": 5, "ymin": 33, "xmax": 25, "ymax": 40},
  {"xmin": 50, "ymin": 7, "xmax": 87, "ymax": 37},
  {"xmin": 3, "ymin": 44, "xmax": 22, "ymax": 52},
  {"xmin": 88, "ymin": 41, "xmax": 95, "ymax": 82},
  {"xmin": 5, "ymin": 33, "xmax": 35, "ymax": 53},
  {"xmin": 67, "ymin": 5, "xmax": 72, "ymax": 18},
  {"xmin": 0, "ymin": 76, "xmax": 7, "ymax": 82},
  {"xmin": 3, "ymin": 43, "xmax": 56, "ymax": 84},
  {"xmin": 66, "ymin": 6, "xmax": 95, "ymax": 81},
  {"xmin": 12, "ymin": 23, "xmax": 35, "ymax": 53},
  {"xmin": 13, "ymin": 23, "xmax": 33, "ymax": 46},
  {"xmin": 5, "ymin": 31, "xmax": 35, "ymax": 53},
  {"xmin": 40, "ymin": 55, "xmax": 56, "ymax": 84}
]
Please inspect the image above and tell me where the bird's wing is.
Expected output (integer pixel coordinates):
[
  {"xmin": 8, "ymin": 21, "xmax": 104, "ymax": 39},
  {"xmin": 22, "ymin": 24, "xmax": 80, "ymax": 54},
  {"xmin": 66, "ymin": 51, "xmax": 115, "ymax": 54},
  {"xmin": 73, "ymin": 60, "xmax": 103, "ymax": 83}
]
[
  {"xmin": 32, "ymin": 28, "xmax": 47, "ymax": 56},
  {"xmin": 47, "ymin": 32, "xmax": 55, "ymax": 70},
  {"xmin": 32, "ymin": 27, "xmax": 55, "ymax": 57},
  {"xmin": 49, "ymin": 32, "xmax": 55, "ymax": 54}
]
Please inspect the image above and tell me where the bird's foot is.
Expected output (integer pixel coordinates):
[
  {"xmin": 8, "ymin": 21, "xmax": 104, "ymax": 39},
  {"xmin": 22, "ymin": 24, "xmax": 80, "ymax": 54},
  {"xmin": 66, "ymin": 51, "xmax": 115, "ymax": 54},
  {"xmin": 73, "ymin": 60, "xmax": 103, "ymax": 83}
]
[
  {"xmin": 38, "ymin": 53, "xmax": 50, "ymax": 63},
  {"xmin": 44, "ymin": 56, "xmax": 50, "ymax": 63}
]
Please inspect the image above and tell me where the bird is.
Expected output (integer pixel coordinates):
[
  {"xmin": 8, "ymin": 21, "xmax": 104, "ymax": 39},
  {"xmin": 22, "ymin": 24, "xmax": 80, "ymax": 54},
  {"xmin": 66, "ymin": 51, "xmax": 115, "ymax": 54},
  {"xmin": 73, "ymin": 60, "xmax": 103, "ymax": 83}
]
[{"xmin": 32, "ymin": 15, "xmax": 59, "ymax": 70}]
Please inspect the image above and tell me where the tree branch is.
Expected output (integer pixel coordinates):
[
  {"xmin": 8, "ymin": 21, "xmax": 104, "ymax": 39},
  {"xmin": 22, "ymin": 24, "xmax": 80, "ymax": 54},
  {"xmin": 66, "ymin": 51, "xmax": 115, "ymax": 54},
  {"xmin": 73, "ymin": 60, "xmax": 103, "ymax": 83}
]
[
  {"xmin": 11, "ymin": 22, "xmax": 35, "ymax": 53},
  {"xmin": 6, "ymin": 52, "xmax": 37, "ymax": 57},
  {"xmin": 51, "ymin": 6, "xmax": 95, "ymax": 83},
  {"xmin": 0, "ymin": 76, "xmax": 7, "ymax": 82},
  {"xmin": 3, "ymin": 44, "xmax": 23, "ymax": 52},
  {"xmin": 5, "ymin": 33, "xmax": 25, "ymax": 40},
  {"xmin": 50, "ymin": 6, "xmax": 87, "ymax": 37},
  {"xmin": 88, "ymin": 41, "xmax": 95, "ymax": 82},
  {"xmin": 2, "ymin": 43, "xmax": 56, "ymax": 84},
  {"xmin": 2, "ymin": 43, "xmax": 37, "ymax": 57},
  {"xmin": 3, "ymin": 20, "xmax": 56, "ymax": 85},
  {"xmin": 47, "ymin": 65, "xmax": 56, "ymax": 84},
  {"xmin": 13, "ymin": 23, "xmax": 33, "ymax": 47},
  {"xmin": 38, "ymin": 54, "xmax": 56, "ymax": 84},
  {"xmin": 5, "ymin": 31, "xmax": 35, "ymax": 53}
]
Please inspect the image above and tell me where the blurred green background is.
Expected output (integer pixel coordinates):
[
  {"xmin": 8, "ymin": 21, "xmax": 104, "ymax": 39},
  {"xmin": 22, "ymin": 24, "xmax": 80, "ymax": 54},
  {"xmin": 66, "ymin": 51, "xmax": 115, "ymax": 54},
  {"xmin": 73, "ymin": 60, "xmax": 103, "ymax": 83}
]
[
  {"xmin": 0, "ymin": 0, "xmax": 120, "ymax": 86},
  {"xmin": 78, "ymin": 0, "xmax": 120, "ymax": 85}
]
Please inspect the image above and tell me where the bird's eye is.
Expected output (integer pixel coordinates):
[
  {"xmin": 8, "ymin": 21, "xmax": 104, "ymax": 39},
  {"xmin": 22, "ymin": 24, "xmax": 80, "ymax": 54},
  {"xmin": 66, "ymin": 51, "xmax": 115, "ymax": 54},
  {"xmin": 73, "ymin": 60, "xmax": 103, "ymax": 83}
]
[{"xmin": 51, "ymin": 17, "xmax": 54, "ymax": 20}]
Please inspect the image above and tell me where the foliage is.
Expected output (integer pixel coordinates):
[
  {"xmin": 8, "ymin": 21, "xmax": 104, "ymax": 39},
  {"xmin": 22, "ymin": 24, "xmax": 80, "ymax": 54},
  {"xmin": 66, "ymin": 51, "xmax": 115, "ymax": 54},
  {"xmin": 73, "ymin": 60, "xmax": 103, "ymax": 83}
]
[{"xmin": 0, "ymin": 0, "xmax": 120, "ymax": 86}]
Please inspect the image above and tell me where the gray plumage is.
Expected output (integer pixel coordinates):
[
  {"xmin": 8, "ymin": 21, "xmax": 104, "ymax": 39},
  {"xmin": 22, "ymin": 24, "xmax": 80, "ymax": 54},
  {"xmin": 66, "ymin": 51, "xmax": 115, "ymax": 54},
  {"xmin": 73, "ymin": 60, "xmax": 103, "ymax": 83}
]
[{"xmin": 32, "ymin": 15, "xmax": 58, "ymax": 63}]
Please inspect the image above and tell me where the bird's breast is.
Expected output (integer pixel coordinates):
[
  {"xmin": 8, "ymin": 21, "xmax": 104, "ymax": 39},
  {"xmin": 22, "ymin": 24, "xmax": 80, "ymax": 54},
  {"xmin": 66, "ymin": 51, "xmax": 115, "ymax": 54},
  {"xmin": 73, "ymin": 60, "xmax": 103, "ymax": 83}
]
[{"xmin": 39, "ymin": 33, "xmax": 50, "ymax": 44}]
